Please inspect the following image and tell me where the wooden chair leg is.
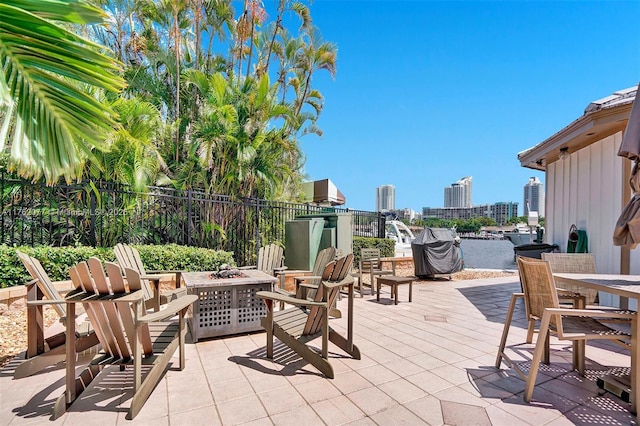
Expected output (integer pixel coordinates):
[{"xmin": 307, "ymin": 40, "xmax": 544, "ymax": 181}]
[
  {"xmin": 524, "ymin": 313, "xmax": 552, "ymax": 402},
  {"xmin": 526, "ymin": 319, "xmax": 535, "ymax": 344},
  {"xmin": 573, "ymin": 340, "xmax": 585, "ymax": 375},
  {"xmin": 264, "ymin": 300, "xmax": 274, "ymax": 358},
  {"xmin": 322, "ymin": 308, "xmax": 329, "ymax": 359},
  {"xmin": 630, "ymin": 316, "xmax": 638, "ymax": 415},
  {"xmin": 496, "ymin": 293, "xmax": 521, "ymax": 368}
]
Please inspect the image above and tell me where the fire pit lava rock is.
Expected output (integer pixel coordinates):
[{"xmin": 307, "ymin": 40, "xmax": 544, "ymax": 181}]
[{"xmin": 208, "ymin": 264, "xmax": 247, "ymax": 279}]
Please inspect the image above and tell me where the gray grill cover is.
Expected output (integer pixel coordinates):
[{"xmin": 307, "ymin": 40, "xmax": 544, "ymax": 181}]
[{"xmin": 412, "ymin": 228, "xmax": 463, "ymax": 277}]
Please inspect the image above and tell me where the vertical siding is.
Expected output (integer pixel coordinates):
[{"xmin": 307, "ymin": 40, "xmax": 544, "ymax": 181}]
[{"xmin": 546, "ymin": 133, "xmax": 625, "ymax": 273}]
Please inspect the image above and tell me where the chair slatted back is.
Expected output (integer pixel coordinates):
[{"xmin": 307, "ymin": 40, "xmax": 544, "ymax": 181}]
[
  {"xmin": 71, "ymin": 258, "xmax": 153, "ymax": 360},
  {"xmin": 109, "ymin": 263, "xmax": 153, "ymax": 356},
  {"xmin": 87, "ymin": 258, "xmax": 132, "ymax": 358},
  {"xmin": 309, "ymin": 247, "xmax": 337, "ymax": 285},
  {"xmin": 256, "ymin": 244, "xmax": 284, "ymax": 275},
  {"xmin": 16, "ymin": 251, "xmax": 66, "ymax": 318},
  {"xmin": 517, "ymin": 257, "xmax": 561, "ymax": 329},
  {"xmin": 541, "ymin": 253, "xmax": 598, "ymax": 304},
  {"xmin": 304, "ymin": 254, "xmax": 354, "ymax": 335},
  {"xmin": 114, "ymin": 243, "xmax": 154, "ymax": 301},
  {"xmin": 330, "ymin": 253, "xmax": 354, "ymax": 282},
  {"xmin": 360, "ymin": 248, "xmax": 382, "ymax": 272},
  {"xmin": 303, "ymin": 247, "xmax": 337, "ymax": 300},
  {"xmin": 68, "ymin": 264, "xmax": 111, "ymax": 355},
  {"xmin": 72, "ymin": 261, "xmax": 122, "ymax": 357}
]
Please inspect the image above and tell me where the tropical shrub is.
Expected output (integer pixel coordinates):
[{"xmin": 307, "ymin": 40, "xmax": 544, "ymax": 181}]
[
  {"xmin": 352, "ymin": 237, "xmax": 395, "ymax": 265},
  {"xmin": 0, "ymin": 244, "xmax": 234, "ymax": 288}
]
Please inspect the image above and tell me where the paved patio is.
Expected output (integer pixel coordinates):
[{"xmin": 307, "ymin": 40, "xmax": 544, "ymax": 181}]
[{"xmin": 0, "ymin": 275, "xmax": 636, "ymax": 425}]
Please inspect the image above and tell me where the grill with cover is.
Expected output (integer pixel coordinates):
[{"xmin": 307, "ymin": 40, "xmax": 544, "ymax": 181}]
[{"xmin": 411, "ymin": 228, "xmax": 464, "ymax": 278}]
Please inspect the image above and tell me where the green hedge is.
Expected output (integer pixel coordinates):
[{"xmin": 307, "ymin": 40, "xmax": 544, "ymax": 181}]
[
  {"xmin": 352, "ymin": 237, "xmax": 395, "ymax": 264},
  {"xmin": 0, "ymin": 244, "xmax": 235, "ymax": 288}
]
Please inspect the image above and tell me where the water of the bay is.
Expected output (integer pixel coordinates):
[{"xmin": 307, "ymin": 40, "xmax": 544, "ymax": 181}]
[{"xmin": 459, "ymin": 239, "xmax": 517, "ymax": 270}]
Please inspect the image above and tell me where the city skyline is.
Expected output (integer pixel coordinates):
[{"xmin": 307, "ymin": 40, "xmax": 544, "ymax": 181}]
[{"xmin": 382, "ymin": 176, "xmax": 539, "ymax": 218}]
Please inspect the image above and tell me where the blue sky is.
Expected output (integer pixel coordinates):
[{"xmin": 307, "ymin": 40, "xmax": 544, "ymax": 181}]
[{"xmin": 290, "ymin": 0, "xmax": 640, "ymax": 214}]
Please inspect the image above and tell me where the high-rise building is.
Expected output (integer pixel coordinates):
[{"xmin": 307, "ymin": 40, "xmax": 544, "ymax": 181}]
[
  {"xmin": 444, "ymin": 176, "xmax": 472, "ymax": 208},
  {"xmin": 376, "ymin": 185, "xmax": 395, "ymax": 212},
  {"xmin": 523, "ymin": 177, "xmax": 545, "ymax": 217}
]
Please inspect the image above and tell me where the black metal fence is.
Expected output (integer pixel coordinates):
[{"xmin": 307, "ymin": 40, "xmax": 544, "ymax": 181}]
[{"xmin": 0, "ymin": 174, "xmax": 385, "ymax": 265}]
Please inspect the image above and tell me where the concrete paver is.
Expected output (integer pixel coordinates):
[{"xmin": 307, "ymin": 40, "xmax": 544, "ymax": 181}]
[{"xmin": 0, "ymin": 276, "xmax": 636, "ymax": 425}]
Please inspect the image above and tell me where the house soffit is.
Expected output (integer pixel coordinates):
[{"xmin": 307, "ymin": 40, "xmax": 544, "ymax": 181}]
[{"xmin": 518, "ymin": 86, "xmax": 637, "ymax": 171}]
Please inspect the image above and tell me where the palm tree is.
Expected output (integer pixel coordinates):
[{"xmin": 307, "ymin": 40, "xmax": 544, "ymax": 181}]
[
  {"xmin": 202, "ymin": 0, "xmax": 235, "ymax": 73},
  {"xmin": 292, "ymin": 27, "xmax": 336, "ymax": 117},
  {"xmin": 184, "ymin": 70, "xmax": 296, "ymax": 199},
  {"xmin": 91, "ymin": 96, "xmax": 170, "ymax": 191},
  {"xmin": 137, "ymin": 0, "xmax": 190, "ymax": 163},
  {"xmin": 0, "ymin": 0, "xmax": 125, "ymax": 184},
  {"xmin": 258, "ymin": 1, "xmax": 310, "ymax": 76}
]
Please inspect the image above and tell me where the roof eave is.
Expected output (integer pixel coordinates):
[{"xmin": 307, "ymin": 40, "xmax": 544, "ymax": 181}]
[{"xmin": 518, "ymin": 102, "xmax": 633, "ymax": 171}]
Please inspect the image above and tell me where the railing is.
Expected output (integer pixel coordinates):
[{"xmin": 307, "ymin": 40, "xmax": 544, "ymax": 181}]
[{"xmin": 0, "ymin": 174, "xmax": 385, "ymax": 265}]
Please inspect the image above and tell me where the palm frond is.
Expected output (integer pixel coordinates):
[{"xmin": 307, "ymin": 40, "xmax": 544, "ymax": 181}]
[{"xmin": 0, "ymin": 1, "xmax": 125, "ymax": 184}]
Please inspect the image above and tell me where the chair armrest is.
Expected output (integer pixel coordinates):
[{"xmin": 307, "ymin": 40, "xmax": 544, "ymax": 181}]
[
  {"xmin": 544, "ymin": 307, "xmax": 637, "ymax": 319},
  {"xmin": 257, "ymin": 291, "xmax": 326, "ymax": 308},
  {"xmin": 138, "ymin": 294, "xmax": 198, "ymax": 323},
  {"xmin": 140, "ymin": 273, "xmax": 166, "ymax": 281},
  {"xmin": 295, "ymin": 275, "xmax": 320, "ymax": 284},
  {"xmin": 273, "ymin": 266, "xmax": 288, "ymax": 274},
  {"xmin": 557, "ymin": 288, "xmax": 578, "ymax": 296},
  {"xmin": 273, "ymin": 287, "xmax": 294, "ymax": 297},
  {"xmin": 324, "ymin": 276, "xmax": 355, "ymax": 289},
  {"xmin": 27, "ymin": 299, "xmax": 67, "ymax": 306},
  {"xmin": 146, "ymin": 269, "xmax": 183, "ymax": 274},
  {"xmin": 298, "ymin": 283, "xmax": 318, "ymax": 290},
  {"xmin": 237, "ymin": 265, "xmax": 257, "ymax": 270}
]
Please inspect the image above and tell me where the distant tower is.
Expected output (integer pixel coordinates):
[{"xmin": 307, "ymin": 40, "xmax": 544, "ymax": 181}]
[
  {"xmin": 523, "ymin": 177, "xmax": 545, "ymax": 216},
  {"xmin": 376, "ymin": 185, "xmax": 395, "ymax": 212},
  {"xmin": 444, "ymin": 176, "xmax": 472, "ymax": 208}
]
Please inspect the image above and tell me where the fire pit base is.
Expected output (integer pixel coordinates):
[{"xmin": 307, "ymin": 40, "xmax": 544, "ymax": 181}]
[{"xmin": 182, "ymin": 270, "xmax": 278, "ymax": 341}]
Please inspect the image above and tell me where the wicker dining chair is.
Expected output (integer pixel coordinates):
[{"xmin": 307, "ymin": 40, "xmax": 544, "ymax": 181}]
[
  {"xmin": 496, "ymin": 256, "xmax": 635, "ymax": 403},
  {"xmin": 541, "ymin": 252, "xmax": 598, "ymax": 304}
]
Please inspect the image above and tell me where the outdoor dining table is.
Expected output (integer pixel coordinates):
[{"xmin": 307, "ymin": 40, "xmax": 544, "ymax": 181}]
[{"xmin": 553, "ymin": 272, "xmax": 640, "ymax": 414}]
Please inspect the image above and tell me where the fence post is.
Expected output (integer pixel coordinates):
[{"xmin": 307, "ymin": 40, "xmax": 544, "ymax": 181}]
[
  {"xmin": 89, "ymin": 188, "xmax": 96, "ymax": 247},
  {"xmin": 187, "ymin": 189, "xmax": 192, "ymax": 246},
  {"xmin": 377, "ymin": 212, "xmax": 386, "ymax": 239},
  {"xmin": 255, "ymin": 197, "xmax": 261, "ymax": 255}
]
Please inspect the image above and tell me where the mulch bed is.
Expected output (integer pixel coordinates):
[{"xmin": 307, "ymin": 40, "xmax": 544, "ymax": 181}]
[{"xmin": 0, "ymin": 301, "xmax": 58, "ymax": 368}]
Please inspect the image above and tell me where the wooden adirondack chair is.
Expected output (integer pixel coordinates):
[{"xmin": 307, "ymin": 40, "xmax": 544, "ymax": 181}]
[
  {"xmin": 240, "ymin": 243, "xmax": 287, "ymax": 276},
  {"xmin": 53, "ymin": 258, "xmax": 197, "ymax": 420},
  {"xmin": 13, "ymin": 251, "xmax": 99, "ymax": 379},
  {"xmin": 274, "ymin": 246, "xmax": 336, "ymax": 302},
  {"xmin": 257, "ymin": 254, "xmax": 361, "ymax": 379},
  {"xmin": 357, "ymin": 248, "xmax": 393, "ymax": 296},
  {"xmin": 114, "ymin": 243, "xmax": 186, "ymax": 312},
  {"xmin": 292, "ymin": 247, "xmax": 337, "ymax": 299}
]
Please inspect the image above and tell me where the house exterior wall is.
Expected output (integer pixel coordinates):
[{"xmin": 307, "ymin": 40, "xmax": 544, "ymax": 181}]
[{"xmin": 544, "ymin": 132, "xmax": 640, "ymax": 274}]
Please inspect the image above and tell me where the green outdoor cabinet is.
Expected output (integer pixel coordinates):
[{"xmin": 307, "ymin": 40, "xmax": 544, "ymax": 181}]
[
  {"xmin": 284, "ymin": 218, "xmax": 325, "ymax": 270},
  {"xmin": 296, "ymin": 212, "xmax": 353, "ymax": 257}
]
